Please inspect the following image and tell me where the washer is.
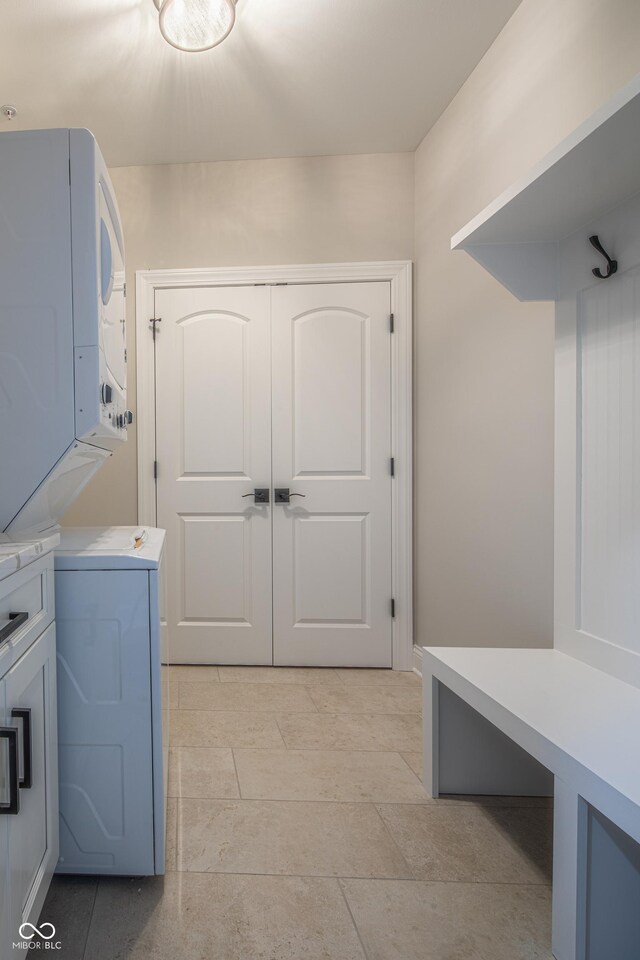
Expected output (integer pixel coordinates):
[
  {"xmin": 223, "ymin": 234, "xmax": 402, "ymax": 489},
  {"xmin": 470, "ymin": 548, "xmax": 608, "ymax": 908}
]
[{"xmin": 53, "ymin": 527, "xmax": 168, "ymax": 875}]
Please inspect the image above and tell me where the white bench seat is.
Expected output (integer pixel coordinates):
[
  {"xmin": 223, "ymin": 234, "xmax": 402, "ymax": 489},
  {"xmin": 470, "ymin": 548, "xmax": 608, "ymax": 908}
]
[
  {"xmin": 423, "ymin": 646, "xmax": 640, "ymax": 840},
  {"xmin": 423, "ymin": 645, "xmax": 640, "ymax": 960}
]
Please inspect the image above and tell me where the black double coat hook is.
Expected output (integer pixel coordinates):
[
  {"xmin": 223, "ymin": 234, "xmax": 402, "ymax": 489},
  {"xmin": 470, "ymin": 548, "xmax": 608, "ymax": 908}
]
[{"xmin": 589, "ymin": 235, "xmax": 618, "ymax": 279}]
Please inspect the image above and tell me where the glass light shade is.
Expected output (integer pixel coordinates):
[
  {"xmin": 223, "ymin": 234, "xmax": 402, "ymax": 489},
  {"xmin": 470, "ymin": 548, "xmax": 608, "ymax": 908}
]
[{"xmin": 154, "ymin": 0, "xmax": 236, "ymax": 52}]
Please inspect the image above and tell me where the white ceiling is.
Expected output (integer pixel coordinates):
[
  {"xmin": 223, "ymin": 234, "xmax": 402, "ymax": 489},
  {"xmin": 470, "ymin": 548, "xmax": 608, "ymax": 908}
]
[{"xmin": 1, "ymin": 0, "xmax": 521, "ymax": 167}]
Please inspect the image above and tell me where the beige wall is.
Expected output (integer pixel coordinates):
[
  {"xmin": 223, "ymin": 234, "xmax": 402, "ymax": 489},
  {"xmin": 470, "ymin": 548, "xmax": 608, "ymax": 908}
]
[
  {"xmin": 65, "ymin": 0, "xmax": 640, "ymax": 658},
  {"xmin": 63, "ymin": 152, "xmax": 414, "ymax": 526},
  {"xmin": 414, "ymin": 0, "xmax": 640, "ymax": 648}
]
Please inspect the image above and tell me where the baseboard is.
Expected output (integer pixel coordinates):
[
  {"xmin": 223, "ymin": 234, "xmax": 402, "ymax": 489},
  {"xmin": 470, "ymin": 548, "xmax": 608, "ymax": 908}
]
[{"xmin": 413, "ymin": 644, "xmax": 423, "ymax": 676}]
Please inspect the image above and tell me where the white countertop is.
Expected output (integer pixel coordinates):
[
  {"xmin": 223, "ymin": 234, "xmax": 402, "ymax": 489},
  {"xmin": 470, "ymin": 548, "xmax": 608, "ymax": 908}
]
[
  {"xmin": 55, "ymin": 526, "xmax": 165, "ymax": 569},
  {"xmin": 0, "ymin": 531, "xmax": 60, "ymax": 582}
]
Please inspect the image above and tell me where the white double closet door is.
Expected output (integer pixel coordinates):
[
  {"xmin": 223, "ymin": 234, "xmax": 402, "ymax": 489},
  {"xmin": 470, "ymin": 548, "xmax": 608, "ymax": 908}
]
[{"xmin": 155, "ymin": 281, "xmax": 393, "ymax": 666}]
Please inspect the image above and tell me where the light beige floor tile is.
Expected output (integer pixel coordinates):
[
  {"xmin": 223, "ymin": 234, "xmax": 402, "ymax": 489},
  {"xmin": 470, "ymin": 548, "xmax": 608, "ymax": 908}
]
[
  {"xmin": 308, "ymin": 683, "xmax": 422, "ymax": 714},
  {"xmin": 168, "ymin": 747, "xmax": 239, "ymax": 799},
  {"xmin": 278, "ymin": 712, "xmax": 422, "ymax": 752},
  {"xmin": 234, "ymin": 749, "xmax": 428, "ymax": 802},
  {"xmin": 85, "ymin": 873, "xmax": 366, "ymax": 960},
  {"xmin": 178, "ymin": 681, "xmax": 318, "ymax": 713},
  {"xmin": 341, "ymin": 879, "xmax": 552, "ymax": 960},
  {"xmin": 40, "ymin": 875, "xmax": 98, "ymax": 960},
  {"xmin": 166, "ymin": 665, "xmax": 219, "ymax": 682},
  {"xmin": 218, "ymin": 666, "xmax": 342, "ymax": 684},
  {"xmin": 377, "ymin": 803, "xmax": 553, "ymax": 883},
  {"xmin": 169, "ymin": 710, "xmax": 284, "ymax": 748},
  {"xmin": 174, "ymin": 798, "xmax": 412, "ymax": 878},
  {"xmin": 336, "ymin": 668, "xmax": 421, "ymax": 685}
]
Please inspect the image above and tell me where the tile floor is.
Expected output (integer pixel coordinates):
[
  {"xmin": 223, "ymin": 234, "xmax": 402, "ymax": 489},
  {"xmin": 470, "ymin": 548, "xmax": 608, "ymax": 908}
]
[{"xmin": 43, "ymin": 667, "xmax": 554, "ymax": 959}]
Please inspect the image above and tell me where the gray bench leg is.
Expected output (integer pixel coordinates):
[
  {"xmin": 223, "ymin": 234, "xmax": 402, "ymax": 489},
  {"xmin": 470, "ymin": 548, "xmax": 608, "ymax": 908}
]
[
  {"xmin": 424, "ymin": 676, "xmax": 553, "ymax": 797},
  {"xmin": 552, "ymin": 777, "xmax": 588, "ymax": 960}
]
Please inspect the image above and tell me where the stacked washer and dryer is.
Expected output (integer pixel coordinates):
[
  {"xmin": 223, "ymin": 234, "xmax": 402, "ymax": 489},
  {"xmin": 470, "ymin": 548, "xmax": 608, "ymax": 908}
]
[{"xmin": 0, "ymin": 129, "xmax": 168, "ymax": 876}]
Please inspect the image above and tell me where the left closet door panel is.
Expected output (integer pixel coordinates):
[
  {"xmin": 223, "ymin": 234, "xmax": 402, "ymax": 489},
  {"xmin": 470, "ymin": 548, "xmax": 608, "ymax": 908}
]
[{"xmin": 155, "ymin": 286, "xmax": 273, "ymax": 664}]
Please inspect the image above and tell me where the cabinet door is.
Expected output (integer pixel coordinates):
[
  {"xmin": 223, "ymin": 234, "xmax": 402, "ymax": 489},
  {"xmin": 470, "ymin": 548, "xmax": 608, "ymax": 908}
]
[
  {"xmin": 5, "ymin": 623, "xmax": 58, "ymax": 936},
  {"xmin": 56, "ymin": 570, "xmax": 155, "ymax": 874},
  {"xmin": 0, "ymin": 675, "xmax": 10, "ymax": 955}
]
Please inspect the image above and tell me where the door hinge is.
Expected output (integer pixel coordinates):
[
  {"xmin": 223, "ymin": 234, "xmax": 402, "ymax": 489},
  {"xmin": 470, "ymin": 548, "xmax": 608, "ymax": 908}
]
[
  {"xmin": 390, "ymin": 457, "xmax": 395, "ymax": 477},
  {"xmin": 391, "ymin": 598, "xmax": 396, "ymax": 618},
  {"xmin": 153, "ymin": 460, "xmax": 158, "ymax": 479},
  {"xmin": 389, "ymin": 313, "xmax": 395, "ymax": 333},
  {"xmin": 123, "ymin": 282, "xmax": 127, "ymax": 298},
  {"xmin": 150, "ymin": 317, "xmax": 162, "ymax": 340}
]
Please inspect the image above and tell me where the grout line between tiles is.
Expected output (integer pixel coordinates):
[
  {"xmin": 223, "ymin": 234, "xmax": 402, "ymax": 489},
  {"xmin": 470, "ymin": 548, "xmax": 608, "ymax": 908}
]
[
  {"xmin": 303, "ymin": 686, "xmax": 320, "ymax": 713},
  {"xmin": 337, "ymin": 878, "xmax": 372, "ymax": 960},
  {"xmin": 230, "ymin": 748, "xmax": 243, "ymax": 798},
  {"xmin": 304, "ymin": 685, "xmax": 323, "ymax": 711},
  {"xmin": 244, "ymin": 746, "xmax": 422, "ymax": 754},
  {"xmin": 398, "ymin": 751, "xmax": 422, "ymax": 778},
  {"xmin": 272, "ymin": 715, "xmax": 290, "ymax": 749},
  {"xmin": 160, "ymin": 866, "xmax": 551, "ymax": 886},
  {"xmin": 186, "ymin": 797, "xmax": 435, "ymax": 804},
  {"xmin": 171, "ymin": 704, "xmax": 422, "ymax": 712},
  {"xmin": 81, "ymin": 878, "xmax": 100, "ymax": 960},
  {"xmin": 174, "ymin": 796, "xmax": 431, "ymax": 807},
  {"xmin": 169, "ymin": 708, "xmax": 422, "ymax": 717},
  {"xmin": 167, "ymin": 788, "xmax": 548, "ymax": 807},
  {"xmin": 368, "ymin": 801, "xmax": 415, "ymax": 878}
]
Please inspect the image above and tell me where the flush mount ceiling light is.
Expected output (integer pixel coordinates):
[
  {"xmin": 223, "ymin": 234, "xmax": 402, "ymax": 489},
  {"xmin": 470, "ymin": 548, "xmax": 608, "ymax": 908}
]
[{"xmin": 153, "ymin": 0, "xmax": 236, "ymax": 53}]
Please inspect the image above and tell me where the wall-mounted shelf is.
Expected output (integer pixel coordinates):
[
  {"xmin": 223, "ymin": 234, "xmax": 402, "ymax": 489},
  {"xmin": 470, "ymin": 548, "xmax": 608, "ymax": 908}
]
[{"xmin": 451, "ymin": 74, "xmax": 640, "ymax": 301}]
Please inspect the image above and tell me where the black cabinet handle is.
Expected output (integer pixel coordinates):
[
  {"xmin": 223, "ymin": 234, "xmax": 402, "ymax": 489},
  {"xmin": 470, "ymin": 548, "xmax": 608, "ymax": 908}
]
[
  {"xmin": 0, "ymin": 612, "xmax": 28, "ymax": 646},
  {"xmin": 11, "ymin": 708, "xmax": 32, "ymax": 789},
  {"xmin": 0, "ymin": 727, "xmax": 19, "ymax": 815}
]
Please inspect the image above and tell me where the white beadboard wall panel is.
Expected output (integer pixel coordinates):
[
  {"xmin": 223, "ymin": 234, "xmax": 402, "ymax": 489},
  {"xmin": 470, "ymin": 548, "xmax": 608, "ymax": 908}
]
[{"xmin": 578, "ymin": 268, "xmax": 640, "ymax": 654}]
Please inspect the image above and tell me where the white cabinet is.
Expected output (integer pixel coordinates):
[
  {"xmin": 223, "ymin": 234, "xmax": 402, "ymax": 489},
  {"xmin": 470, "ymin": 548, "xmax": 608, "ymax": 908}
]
[
  {"xmin": 5, "ymin": 625, "xmax": 58, "ymax": 938},
  {"xmin": 0, "ymin": 677, "xmax": 10, "ymax": 944},
  {"xmin": 56, "ymin": 571, "xmax": 157, "ymax": 875},
  {"xmin": 0, "ymin": 549, "xmax": 58, "ymax": 959},
  {"xmin": 55, "ymin": 527, "xmax": 167, "ymax": 876}
]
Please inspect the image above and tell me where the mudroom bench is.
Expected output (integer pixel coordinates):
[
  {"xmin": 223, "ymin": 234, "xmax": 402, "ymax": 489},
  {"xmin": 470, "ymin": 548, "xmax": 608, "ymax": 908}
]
[{"xmin": 423, "ymin": 646, "xmax": 640, "ymax": 960}]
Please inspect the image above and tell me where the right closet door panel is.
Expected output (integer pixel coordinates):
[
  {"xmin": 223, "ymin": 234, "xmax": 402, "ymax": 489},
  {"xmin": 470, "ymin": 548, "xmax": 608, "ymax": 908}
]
[{"xmin": 271, "ymin": 282, "xmax": 393, "ymax": 667}]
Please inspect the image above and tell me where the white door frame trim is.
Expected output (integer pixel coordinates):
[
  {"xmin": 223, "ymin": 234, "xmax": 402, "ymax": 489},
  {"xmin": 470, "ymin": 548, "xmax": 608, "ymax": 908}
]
[{"xmin": 135, "ymin": 261, "xmax": 413, "ymax": 670}]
